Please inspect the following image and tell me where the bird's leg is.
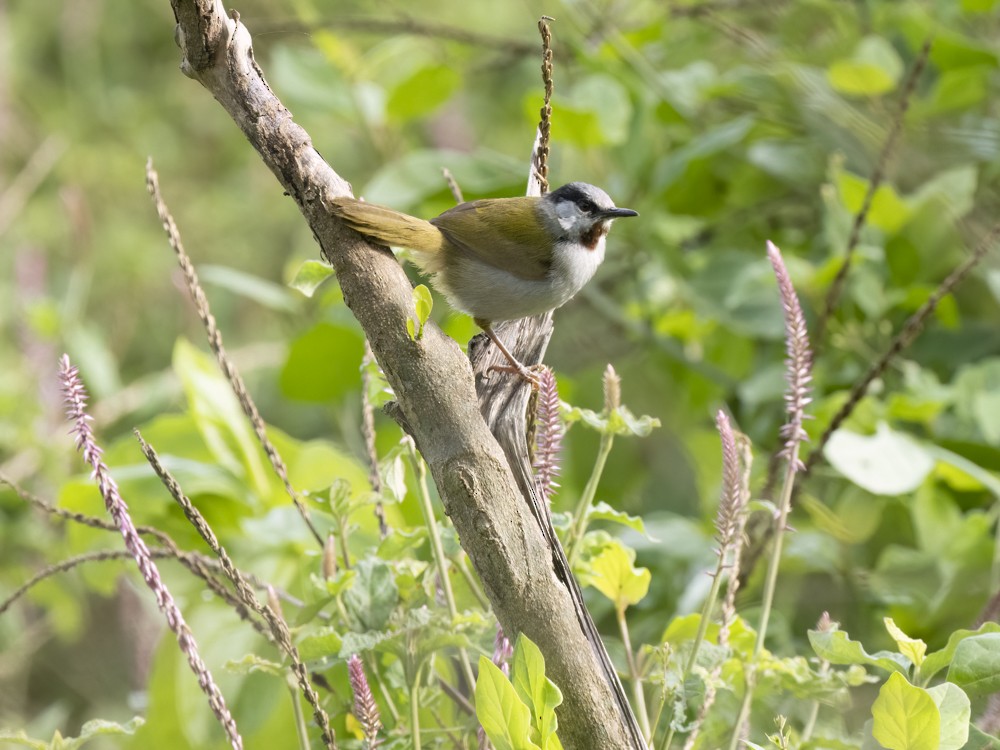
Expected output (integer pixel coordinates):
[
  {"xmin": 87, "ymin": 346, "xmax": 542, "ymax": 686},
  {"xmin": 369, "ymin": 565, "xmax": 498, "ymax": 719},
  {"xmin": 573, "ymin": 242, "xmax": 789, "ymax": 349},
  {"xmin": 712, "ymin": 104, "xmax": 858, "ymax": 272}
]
[{"xmin": 476, "ymin": 320, "xmax": 541, "ymax": 388}]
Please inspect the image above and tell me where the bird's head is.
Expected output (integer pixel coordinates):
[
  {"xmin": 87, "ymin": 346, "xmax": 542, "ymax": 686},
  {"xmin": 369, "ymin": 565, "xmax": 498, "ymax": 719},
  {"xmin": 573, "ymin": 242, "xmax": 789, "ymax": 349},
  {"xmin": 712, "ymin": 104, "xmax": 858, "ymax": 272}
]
[{"xmin": 541, "ymin": 182, "xmax": 638, "ymax": 250}]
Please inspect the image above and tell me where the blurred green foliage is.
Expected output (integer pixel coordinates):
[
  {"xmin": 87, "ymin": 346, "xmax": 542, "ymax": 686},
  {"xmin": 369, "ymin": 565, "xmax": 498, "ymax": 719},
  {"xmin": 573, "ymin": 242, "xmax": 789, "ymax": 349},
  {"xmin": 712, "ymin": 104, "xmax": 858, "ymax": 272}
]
[{"xmin": 3, "ymin": 0, "xmax": 1000, "ymax": 747}]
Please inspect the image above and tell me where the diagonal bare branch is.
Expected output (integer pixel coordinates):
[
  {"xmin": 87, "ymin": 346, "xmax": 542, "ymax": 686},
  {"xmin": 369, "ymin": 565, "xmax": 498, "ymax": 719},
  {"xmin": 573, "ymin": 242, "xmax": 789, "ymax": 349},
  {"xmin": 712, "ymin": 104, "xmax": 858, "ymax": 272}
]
[{"xmin": 164, "ymin": 2, "xmax": 645, "ymax": 746}]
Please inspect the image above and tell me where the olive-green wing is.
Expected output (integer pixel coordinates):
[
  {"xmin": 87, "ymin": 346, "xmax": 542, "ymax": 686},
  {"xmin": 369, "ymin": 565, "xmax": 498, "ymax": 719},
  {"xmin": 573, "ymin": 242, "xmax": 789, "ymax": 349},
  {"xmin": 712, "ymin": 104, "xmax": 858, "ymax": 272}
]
[{"xmin": 430, "ymin": 197, "xmax": 552, "ymax": 282}]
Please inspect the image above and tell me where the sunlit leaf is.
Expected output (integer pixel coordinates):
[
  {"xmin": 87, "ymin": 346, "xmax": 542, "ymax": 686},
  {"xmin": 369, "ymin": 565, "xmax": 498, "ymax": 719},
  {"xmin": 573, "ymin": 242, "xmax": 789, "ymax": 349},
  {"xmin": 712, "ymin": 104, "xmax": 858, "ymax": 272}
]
[
  {"xmin": 476, "ymin": 657, "xmax": 541, "ymax": 750},
  {"xmin": 927, "ymin": 682, "xmax": 971, "ymax": 750},
  {"xmin": 808, "ymin": 628, "xmax": 910, "ymax": 674},
  {"xmin": 511, "ymin": 635, "xmax": 562, "ymax": 748},
  {"xmin": 824, "ymin": 423, "xmax": 935, "ymax": 495},
  {"xmin": 884, "ymin": 617, "xmax": 927, "ymax": 668},
  {"xmin": 581, "ymin": 538, "xmax": 651, "ymax": 610},
  {"xmin": 288, "ymin": 260, "xmax": 336, "ymax": 297},
  {"xmin": 871, "ymin": 673, "xmax": 940, "ymax": 750}
]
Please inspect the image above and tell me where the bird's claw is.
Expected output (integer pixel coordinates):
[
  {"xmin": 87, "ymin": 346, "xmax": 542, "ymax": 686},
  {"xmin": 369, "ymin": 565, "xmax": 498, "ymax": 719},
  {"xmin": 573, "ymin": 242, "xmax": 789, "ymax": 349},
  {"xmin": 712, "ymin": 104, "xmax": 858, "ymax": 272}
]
[{"xmin": 485, "ymin": 362, "xmax": 543, "ymax": 390}]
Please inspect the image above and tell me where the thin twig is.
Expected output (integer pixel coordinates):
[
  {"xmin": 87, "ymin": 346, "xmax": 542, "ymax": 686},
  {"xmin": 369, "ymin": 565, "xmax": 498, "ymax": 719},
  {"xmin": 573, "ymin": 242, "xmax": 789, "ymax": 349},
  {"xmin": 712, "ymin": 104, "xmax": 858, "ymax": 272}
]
[
  {"xmin": 135, "ymin": 430, "xmax": 338, "ymax": 750},
  {"xmin": 806, "ymin": 223, "xmax": 1000, "ymax": 473},
  {"xmin": 0, "ymin": 472, "xmax": 275, "ymax": 638},
  {"xmin": 0, "ymin": 549, "xmax": 165, "ymax": 616},
  {"xmin": 816, "ymin": 38, "xmax": 932, "ymax": 346},
  {"xmin": 144, "ymin": 159, "xmax": 323, "ymax": 548},
  {"xmin": 441, "ymin": 168, "xmax": 464, "ymax": 204},
  {"xmin": 61, "ymin": 356, "xmax": 243, "ymax": 750},
  {"xmin": 535, "ymin": 17, "xmax": 554, "ymax": 195}
]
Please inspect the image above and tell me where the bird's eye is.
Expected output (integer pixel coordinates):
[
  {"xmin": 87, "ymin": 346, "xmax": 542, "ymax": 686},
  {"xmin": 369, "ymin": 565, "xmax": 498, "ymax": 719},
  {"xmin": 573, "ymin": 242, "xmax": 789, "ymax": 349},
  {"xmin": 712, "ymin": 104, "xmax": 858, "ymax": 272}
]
[{"xmin": 578, "ymin": 199, "xmax": 595, "ymax": 213}]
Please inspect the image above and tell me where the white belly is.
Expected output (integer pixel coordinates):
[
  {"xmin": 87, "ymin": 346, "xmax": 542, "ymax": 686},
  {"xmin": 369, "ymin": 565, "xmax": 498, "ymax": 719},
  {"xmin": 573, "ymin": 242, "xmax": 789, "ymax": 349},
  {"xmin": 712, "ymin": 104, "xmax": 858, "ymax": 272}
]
[{"xmin": 434, "ymin": 237, "xmax": 605, "ymax": 322}]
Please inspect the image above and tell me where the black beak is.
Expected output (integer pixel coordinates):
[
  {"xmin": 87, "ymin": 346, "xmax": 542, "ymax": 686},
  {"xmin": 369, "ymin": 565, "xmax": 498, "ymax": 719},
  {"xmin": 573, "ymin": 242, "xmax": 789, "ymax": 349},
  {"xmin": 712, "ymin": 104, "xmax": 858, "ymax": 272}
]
[{"xmin": 601, "ymin": 207, "xmax": 639, "ymax": 219}]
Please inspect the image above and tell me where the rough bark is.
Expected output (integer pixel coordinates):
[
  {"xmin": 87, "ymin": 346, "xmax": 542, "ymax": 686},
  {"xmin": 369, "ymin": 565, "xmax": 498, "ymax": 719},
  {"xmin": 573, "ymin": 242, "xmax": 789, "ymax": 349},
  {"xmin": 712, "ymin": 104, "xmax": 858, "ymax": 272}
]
[{"xmin": 166, "ymin": 3, "xmax": 646, "ymax": 747}]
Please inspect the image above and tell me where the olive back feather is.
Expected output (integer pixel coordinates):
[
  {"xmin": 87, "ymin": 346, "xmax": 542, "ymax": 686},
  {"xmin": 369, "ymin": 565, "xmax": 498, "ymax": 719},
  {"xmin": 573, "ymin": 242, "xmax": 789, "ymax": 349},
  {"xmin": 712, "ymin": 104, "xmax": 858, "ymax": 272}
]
[{"xmin": 431, "ymin": 198, "xmax": 553, "ymax": 282}]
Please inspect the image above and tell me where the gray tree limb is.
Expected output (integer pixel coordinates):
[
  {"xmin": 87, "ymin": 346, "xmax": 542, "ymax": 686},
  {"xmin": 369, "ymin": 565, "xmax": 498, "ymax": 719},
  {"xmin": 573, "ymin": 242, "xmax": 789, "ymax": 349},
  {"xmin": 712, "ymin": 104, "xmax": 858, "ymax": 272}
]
[{"xmin": 166, "ymin": 2, "xmax": 645, "ymax": 747}]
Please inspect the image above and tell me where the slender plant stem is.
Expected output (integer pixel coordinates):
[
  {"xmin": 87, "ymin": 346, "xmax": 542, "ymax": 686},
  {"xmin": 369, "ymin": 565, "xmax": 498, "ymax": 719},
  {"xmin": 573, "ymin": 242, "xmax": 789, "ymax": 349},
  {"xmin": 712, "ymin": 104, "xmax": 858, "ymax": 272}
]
[
  {"xmin": 661, "ymin": 553, "xmax": 730, "ymax": 750},
  {"xmin": 336, "ymin": 515, "xmax": 352, "ymax": 571},
  {"xmin": 685, "ymin": 562, "xmax": 727, "ymax": 675},
  {"xmin": 454, "ymin": 554, "xmax": 489, "ymax": 610},
  {"xmin": 289, "ymin": 681, "xmax": 311, "ymax": 750},
  {"xmin": 410, "ymin": 662, "xmax": 423, "ymax": 750},
  {"xmin": 650, "ymin": 678, "xmax": 669, "ymax": 750},
  {"xmin": 407, "ymin": 443, "xmax": 477, "ymax": 692},
  {"xmin": 728, "ymin": 442, "xmax": 800, "ymax": 750},
  {"xmin": 800, "ymin": 659, "xmax": 829, "ymax": 742},
  {"xmin": 662, "ymin": 723, "xmax": 676, "ymax": 750},
  {"xmin": 617, "ymin": 605, "xmax": 651, "ymax": 740},
  {"xmin": 368, "ymin": 656, "xmax": 400, "ymax": 724},
  {"xmin": 567, "ymin": 432, "xmax": 615, "ymax": 565}
]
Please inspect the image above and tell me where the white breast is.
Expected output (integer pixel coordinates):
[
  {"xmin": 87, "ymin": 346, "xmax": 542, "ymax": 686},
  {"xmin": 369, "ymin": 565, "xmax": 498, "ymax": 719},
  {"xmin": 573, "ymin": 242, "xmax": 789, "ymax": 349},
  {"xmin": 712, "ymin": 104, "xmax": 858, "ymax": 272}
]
[{"xmin": 433, "ymin": 237, "xmax": 606, "ymax": 323}]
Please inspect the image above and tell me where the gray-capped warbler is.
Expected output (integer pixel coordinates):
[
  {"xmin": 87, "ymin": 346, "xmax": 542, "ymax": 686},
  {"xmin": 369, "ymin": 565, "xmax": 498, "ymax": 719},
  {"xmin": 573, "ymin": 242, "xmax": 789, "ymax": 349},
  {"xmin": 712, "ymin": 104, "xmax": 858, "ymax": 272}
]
[{"xmin": 331, "ymin": 182, "xmax": 638, "ymax": 380}]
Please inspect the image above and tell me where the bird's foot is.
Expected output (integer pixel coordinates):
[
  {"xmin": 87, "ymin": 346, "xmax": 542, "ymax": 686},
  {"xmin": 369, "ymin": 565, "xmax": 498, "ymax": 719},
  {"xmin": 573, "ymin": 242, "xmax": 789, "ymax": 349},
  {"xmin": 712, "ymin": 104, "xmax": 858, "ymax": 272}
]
[{"xmin": 485, "ymin": 362, "xmax": 543, "ymax": 390}]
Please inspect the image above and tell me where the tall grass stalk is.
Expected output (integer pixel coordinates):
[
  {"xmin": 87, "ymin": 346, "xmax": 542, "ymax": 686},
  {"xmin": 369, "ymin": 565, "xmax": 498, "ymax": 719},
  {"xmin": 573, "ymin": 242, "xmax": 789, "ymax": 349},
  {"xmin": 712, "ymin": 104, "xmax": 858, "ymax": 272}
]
[{"xmin": 728, "ymin": 242, "xmax": 812, "ymax": 749}]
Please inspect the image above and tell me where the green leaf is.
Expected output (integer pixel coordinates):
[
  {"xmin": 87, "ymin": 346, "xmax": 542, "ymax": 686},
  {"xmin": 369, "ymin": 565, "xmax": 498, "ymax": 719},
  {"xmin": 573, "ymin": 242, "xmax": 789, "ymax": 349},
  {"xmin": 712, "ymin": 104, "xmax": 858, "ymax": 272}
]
[
  {"xmin": 798, "ymin": 490, "xmax": 884, "ymax": 545},
  {"xmin": 884, "ymin": 617, "xmax": 927, "ymax": 668},
  {"xmin": 828, "ymin": 60, "xmax": 895, "ymax": 96},
  {"xmin": 362, "ymin": 149, "xmax": 524, "ymax": 208},
  {"xmin": 387, "ymin": 64, "xmax": 460, "ymax": 121},
  {"xmin": 0, "ymin": 718, "xmax": 145, "ymax": 750},
  {"xmin": 808, "ymin": 628, "xmax": 910, "ymax": 674},
  {"xmin": 475, "ymin": 657, "xmax": 541, "ymax": 750},
  {"xmin": 344, "ymin": 557, "xmax": 399, "ymax": 631},
  {"xmin": 608, "ymin": 407, "xmax": 662, "ymax": 437},
  {"xmin": 954, "ymin": 359, "xmax": 1000, "ymax": 446},
  {"xmin": 0, "ymin": 730, "xmax": 46, "ymax": 749},
  {"xmin": 581, "ymin": 538, "xmax": 651, "ymax": 610},
  {"xmin": 926, "ymin": 682, "xmax": 970, "ymax": 750},
  {"xmin": 966, "ymin": 724, "xmax": 1000, "ymax": 750},
  {"xmin": 199, "ymin": 264, "xmax": 299, "ymax": 313},
  {"xmin": 587, "ymin": 501, "xmax": 649, "ymax": 535},
  {"xmin": 653, "ymin": 115, "xmax": 755, "ymax": 190},
  {"xmin": 543, "ymin": 74, "xmax": 632, "ymax": 146},
  {"xmin": 871, "ymin": 672, "xmax": 940, "ymax": 750},
  {"xmin": 338, "ymin": 628, "xmax": 394, "ymax": 657},
  {"xmin": 948, "ymin": 633, "xmax": 1000, "ymax": 696},
  {"xmin": 824, "ymin": 423, "xmax": 935, "ymax": 496},
  {"xmin": 409, "ymin": 283, "xmax": 433, "ymax": 340},
  {"xmin": 296, "ymin": 626, "xmax": 344, "ymax": 662},
  {"xmin": 828, "ymin": 37, "xmax": 904, "ymax": 96},
  {"xmin": 289, "ymin": 259, "xmax": 336, "ymax": 297},
  {"xmin": 173, "ymin": 338, "xmax": 270, "ymax": 495},
  {"xmin": 224, "ymin": 653, "xmax": 286, "ymax": 677},
  {"xmin": 835, "ymin": 170, "xmax": 911, "ymax": 233},
  {"xmin": 511, "ymin": 635, "xmax": 563, "ymax": 749},
  {"xmin": 562, "ymin": 405, "xmax": 660, "ymax": 437},
  {"xmin": 280, "ymin": 322, "xmax": 365, "ymax": 402},
  {"xmin": 918, "ymin": 623, "xmax": 1000, "ymax": 684}
]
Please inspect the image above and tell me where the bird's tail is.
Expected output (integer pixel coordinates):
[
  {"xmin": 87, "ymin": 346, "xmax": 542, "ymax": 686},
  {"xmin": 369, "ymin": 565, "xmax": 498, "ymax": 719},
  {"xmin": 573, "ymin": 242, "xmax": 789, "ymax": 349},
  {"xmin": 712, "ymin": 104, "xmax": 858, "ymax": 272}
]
[{"xmin": 330, "ymin": 197, "xmax": 445, "ymax": 260}]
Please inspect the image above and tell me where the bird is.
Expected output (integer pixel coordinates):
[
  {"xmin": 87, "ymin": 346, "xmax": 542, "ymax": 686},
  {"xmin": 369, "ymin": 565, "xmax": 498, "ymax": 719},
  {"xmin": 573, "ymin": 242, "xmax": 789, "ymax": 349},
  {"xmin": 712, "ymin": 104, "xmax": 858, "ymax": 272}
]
[{"xmin": 330, "ymin": 182, "xmax": 638, "ymax": 381}]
